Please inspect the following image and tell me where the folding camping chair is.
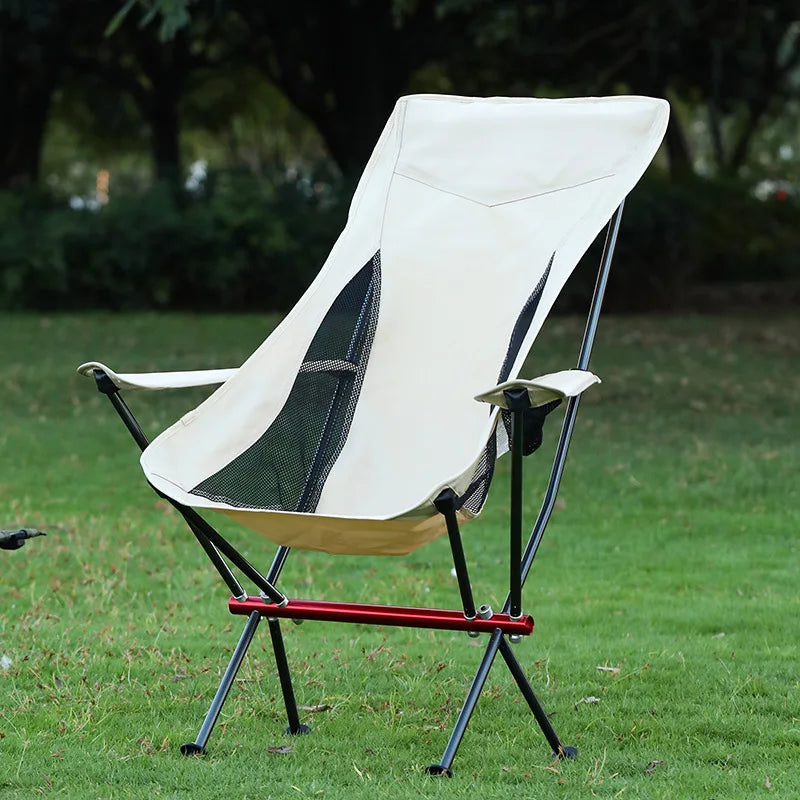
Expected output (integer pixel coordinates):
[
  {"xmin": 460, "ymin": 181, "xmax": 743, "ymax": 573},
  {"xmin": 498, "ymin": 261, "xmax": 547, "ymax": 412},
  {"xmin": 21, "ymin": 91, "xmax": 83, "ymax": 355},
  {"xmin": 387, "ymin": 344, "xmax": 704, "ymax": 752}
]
[{"xmin": 78, "ymin": 94, "xmax": 668, "ymax": 775}]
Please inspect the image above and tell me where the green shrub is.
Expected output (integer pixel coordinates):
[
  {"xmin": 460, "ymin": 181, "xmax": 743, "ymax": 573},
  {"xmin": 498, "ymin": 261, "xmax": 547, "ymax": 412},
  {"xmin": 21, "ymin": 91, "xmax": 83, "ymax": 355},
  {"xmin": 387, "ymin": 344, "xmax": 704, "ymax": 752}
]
[
  {"xmin": 689, "ymin": 176, "xmax": 800, "ymax": 283},
  {"xmin": 559, "ymin": 173, "xmax": 800, "ymax": 313},
  {"xmin": 0, "ymin": 164, "xmax": 348, "ymax": 311},
  {"xmin": 0, "ymin": 169, "xmax": 797, "ymax": 312}
]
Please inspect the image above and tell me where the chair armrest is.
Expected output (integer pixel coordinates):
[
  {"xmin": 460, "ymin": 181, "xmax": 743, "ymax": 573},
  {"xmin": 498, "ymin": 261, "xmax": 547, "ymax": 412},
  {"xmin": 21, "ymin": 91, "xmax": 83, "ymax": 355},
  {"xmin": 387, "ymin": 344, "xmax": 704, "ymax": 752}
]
[
  {"xmin": 474, "ymin": 369, "xmax": 600, "ymax": 409},
  {"xmin": 76, "ymin": 361, "xmax": 237, "ymax": 391}
]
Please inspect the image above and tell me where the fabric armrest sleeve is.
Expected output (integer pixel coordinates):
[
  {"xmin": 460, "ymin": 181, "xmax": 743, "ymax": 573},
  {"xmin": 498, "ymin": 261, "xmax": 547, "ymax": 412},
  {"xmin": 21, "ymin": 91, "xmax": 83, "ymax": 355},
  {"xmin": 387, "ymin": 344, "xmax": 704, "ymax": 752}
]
[
  {"xmin": 76, "ymin": 361, "xmax": 237, "ymax": 391},
  {"xmin": 474, "ymin": 369, "xmax": 600, "ymax": 409}
]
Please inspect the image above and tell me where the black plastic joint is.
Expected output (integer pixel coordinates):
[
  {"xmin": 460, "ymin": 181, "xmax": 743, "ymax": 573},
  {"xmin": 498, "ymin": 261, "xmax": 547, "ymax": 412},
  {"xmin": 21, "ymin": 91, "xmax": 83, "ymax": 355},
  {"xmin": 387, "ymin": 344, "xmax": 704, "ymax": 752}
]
[
  {"xmin": 0, "ymin": 532, "xmax": 26, "ymax": 551},
  {"xmin": 503, "ymin": 387, "xmax": 531, "ymax": 412},
  {"xmin": 433, "ymin": 488, "xmax": 458, "ymax": 515},
  {"xmin": 93, "ymin": 369, "xmax": 119, "ymax": 396},
  {"xmin": 0, "ymin": 529, "xmax": 46, "ymax": 551}
]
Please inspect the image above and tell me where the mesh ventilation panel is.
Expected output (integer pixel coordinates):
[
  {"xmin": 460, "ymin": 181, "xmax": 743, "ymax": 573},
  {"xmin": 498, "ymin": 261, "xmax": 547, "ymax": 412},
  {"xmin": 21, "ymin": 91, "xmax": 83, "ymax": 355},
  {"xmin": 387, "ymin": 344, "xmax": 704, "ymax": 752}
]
[
  {"xmin": 498, "ymin": 253, "xmax": 554, "ymax": 451},
  {"xmin": 455, "ymin": 252, "xmax": 555, "ymax": 515},
  {"xmin": 192, "ymin": 252, "xmax": 381, "ymax": 512},
  {"xmin": 497, "ymin": 252, "xmax": 554, "ymax": 385},
  {"xmin": 456, "ymin": 434, "xmax": 497, "ymax": 515}
]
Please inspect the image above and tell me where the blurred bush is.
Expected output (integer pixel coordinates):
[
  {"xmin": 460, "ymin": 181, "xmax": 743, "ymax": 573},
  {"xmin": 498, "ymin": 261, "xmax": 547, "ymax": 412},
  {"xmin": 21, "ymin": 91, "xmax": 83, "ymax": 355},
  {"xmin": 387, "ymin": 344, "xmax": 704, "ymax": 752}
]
[
  {"xmin": 559, "ymin": 173, "xmax": 799, "ymax": 312},
  {"xmin": 1, "ymin": 170, "xmax": 797, "ymax": 312},
  {"xmin": 0, "ymin": 164, "xmax": 347, "ymax": 311}
]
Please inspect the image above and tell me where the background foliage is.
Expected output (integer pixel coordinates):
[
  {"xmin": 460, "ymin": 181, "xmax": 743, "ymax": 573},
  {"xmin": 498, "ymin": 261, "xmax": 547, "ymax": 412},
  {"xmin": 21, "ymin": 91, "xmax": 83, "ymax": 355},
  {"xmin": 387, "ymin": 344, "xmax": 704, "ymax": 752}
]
[
  {"xmin": 0, "ymin": 0, "xmax": 798, "ymax": 311},
  {"xmin": 1, "ymin": 172, "xmax": 797, "ymax": 313},
  {"xmin": 0, "ymin": 167, "xmax": 344, "ymax": 311}
]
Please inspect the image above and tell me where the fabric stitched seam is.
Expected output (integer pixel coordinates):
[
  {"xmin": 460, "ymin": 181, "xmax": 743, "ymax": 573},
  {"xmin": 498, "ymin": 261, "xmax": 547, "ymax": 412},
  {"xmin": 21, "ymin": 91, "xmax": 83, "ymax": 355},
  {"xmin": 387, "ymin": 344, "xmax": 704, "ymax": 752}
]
[
  {"xmin": 378, "ymin": 98, "xmax": 408, "ymax": 242},
  {"xmin": 392, "ymin": 171, "xmax": 615, "ymax": 207}
]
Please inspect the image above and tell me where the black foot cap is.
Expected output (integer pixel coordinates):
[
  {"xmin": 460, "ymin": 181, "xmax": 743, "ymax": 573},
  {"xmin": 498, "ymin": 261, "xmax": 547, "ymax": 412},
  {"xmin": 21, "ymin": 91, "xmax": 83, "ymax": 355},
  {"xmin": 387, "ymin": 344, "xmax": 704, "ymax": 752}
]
[
  {"xmin": 554, "ymin": 745, "xmax": 578, "ymax": 760},
  {"xmin": 425, "ymin": 765, "xmax": 453, "ymax": 777},
  {"xmin": 285, "ymin": 723, "xmax": 312, "ymax": 736},
  {"xmin": 180, "ymin": 742, "xmax": 207, "ymax": 757}
]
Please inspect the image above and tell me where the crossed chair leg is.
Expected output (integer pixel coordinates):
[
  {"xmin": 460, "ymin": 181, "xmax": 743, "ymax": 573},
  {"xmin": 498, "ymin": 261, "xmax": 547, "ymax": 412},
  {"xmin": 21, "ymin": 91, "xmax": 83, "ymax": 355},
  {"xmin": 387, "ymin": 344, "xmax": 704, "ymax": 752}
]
[
  {"xmin": 180, "ymin": 611, "xmax": 309, "ymax": 757},
  {"xmin": 426, "ymin": 630, "xmax": 576, "ymax": 776},
  {"xmin": 177, "ymin": 467, "xmax": 576, "ymax": 771}
]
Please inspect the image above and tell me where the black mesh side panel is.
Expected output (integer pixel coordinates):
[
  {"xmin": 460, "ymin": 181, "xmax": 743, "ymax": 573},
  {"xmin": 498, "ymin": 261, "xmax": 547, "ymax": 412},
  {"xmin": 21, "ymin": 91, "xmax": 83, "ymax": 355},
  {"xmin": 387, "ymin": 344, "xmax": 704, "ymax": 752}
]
[
  {"xmin": 456, "ymin": 433, "xmax": 497, "ymax": 515},
  {"xmin": 497, "ymin": 252, "xmax": 554, "ymax": 384},
  {"xmin": 192, "ymin": 252, "xmax": 381, "ymax": 511},
  {"xmin": 455, "ymin": 253, "xmax": 556, "ymax": 515},
  {"xmin": 498, "ymin": 253, "xmax": 554, "ymax": 451}
]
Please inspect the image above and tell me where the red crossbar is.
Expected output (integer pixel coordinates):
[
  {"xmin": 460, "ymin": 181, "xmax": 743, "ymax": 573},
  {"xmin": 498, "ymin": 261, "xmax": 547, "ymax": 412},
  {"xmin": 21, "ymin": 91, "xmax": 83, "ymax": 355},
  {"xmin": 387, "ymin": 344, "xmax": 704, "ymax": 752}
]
[{"xmin": 228, "ymin": 596, "xmax": 534, "ymax": 636}]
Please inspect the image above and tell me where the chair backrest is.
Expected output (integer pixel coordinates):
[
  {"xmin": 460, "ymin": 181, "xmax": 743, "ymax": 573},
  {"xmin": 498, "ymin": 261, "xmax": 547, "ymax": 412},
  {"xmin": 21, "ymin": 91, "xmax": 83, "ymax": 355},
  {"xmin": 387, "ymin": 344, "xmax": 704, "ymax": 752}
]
[{"xmin": 142, "ymin": 94, "xmax": 669, "ymax": 522}]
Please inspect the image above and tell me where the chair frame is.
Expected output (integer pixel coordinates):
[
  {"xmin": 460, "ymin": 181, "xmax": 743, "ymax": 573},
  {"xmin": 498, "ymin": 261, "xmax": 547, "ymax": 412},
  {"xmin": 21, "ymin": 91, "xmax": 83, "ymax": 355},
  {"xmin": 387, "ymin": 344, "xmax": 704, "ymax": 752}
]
[{"xmin": 89, "ymin": 201, "xmax": 624, "ymax": 775}]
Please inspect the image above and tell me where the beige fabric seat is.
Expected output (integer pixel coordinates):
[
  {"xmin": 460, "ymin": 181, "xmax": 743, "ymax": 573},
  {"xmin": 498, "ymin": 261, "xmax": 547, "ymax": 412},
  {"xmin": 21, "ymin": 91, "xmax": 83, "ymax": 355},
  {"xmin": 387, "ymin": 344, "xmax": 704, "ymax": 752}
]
[{"xmin": 81, "ymin": 94, "xmax": 669, "ymax": 556}]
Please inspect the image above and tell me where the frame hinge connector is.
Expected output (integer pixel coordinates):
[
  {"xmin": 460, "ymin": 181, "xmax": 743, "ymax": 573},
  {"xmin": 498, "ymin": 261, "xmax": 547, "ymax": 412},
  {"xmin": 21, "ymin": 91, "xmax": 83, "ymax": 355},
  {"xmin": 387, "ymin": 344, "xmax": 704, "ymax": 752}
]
[
  {"xmin": 93, "ymin": 369, "xmax": 119, "ymax": 396},
  {"xmin": 433, "ymin": 487, "xmax": 458, "ymax": 515}
]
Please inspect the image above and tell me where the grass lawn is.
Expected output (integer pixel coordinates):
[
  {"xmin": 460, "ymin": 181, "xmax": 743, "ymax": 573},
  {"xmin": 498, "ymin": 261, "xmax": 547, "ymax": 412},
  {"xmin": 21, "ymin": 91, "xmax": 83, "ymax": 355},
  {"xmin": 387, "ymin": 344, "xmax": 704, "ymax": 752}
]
[{"xmin": 1, "ymin": 311, "xmax": 798, "ymax": 799}]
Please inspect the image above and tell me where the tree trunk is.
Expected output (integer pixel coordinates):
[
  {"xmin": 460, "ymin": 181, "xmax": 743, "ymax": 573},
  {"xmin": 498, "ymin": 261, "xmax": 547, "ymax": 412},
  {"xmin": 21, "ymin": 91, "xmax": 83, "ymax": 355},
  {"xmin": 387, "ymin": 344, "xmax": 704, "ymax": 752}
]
[
  {"xmin": 663, "ymin": 117, "xmax": 693, "ymax": 178},
  {"xmin": 135, "ymin": 32, "xmax": 190, "ymax": 183},
  {"xmin": 312, "ymin": 94, "xmax": 400, "ymax": 177},
  {"xmin": 245, "ymin": 1, "xmax": 438, "ymax": 175},
  {"xmin": 0, "ymin": 85, "xmax": 54, "ymax": 188},
  {"xmin": 150, "ymin": 84, "xmax": 182, "ymax": 182},
  {"xmin": 0, "ymin": 10, "xmax": 64, "ymax": 189}
]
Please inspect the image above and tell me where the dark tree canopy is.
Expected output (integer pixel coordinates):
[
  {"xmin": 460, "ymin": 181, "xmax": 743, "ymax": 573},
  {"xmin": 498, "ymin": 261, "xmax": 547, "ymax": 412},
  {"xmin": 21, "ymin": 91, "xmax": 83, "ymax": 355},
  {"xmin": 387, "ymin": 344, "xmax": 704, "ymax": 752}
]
[
  {"xmin": 1, "ymin": 0, "xmax": 798, "ymax": 186},
  {"xmin": 229, "ymin": 1, "xmax": 473, "ymax": 175},
  {"xmin": 1, "ymin": 0, "xmax": 798, "ymax": 314},
  {"xmin": 0, "ymin": 1, "xmax": 102, "ymax": 187}
]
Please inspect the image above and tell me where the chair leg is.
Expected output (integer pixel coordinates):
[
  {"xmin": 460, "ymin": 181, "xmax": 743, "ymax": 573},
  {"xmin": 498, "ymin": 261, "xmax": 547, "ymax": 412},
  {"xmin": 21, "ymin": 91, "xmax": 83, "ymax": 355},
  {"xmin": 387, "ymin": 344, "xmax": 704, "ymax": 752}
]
[
  {"xmin": 181, "ymin": 610, "xmax": 262, "ymax": 756},
  {"xmin": 498, "ymin": 637, "xmax": 577, "ymax": 760},
  {"xmin": 426, "ymin": 631, "xmax": 576, "ymax": 775},
  {"xmin": 426, "ymin": 629, "xmax": 504, "ymax": 776},
  {"xmin": 267, "ymin": 618, "xmax": 310, "ymax": 735}
]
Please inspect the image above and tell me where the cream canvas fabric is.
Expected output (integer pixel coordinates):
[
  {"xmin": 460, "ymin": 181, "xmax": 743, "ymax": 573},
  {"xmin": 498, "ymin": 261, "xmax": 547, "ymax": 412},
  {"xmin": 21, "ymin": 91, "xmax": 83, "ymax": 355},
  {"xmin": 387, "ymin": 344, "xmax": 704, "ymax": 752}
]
[
  {"xmin": 77, "ymin": 361, "xmax": 237, "ymax": 391},
  {"xmin": 474, "ymin": 370, "xmax": 602, "ymax": 410},
  {"xmin": 136, "ymin": 94, "xmax": 669, "ymax": 555}
]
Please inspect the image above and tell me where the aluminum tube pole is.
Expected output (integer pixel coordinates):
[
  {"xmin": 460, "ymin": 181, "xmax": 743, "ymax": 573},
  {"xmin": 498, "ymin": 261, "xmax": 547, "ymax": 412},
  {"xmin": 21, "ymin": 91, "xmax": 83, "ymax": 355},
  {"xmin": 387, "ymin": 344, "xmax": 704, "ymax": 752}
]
[
  {"xmin": 509, "ymin": 407, "xmax": 525, "ymax": 619},
  {"xmin": 268, "ymin": 619, "xmax": 310, "ymax": 736},
  {"xmin": 180, "ymin": 611, "xmax": 261, "ymax": 755},
  {"xmin": 178, "ymin": 505, "xmax": 287, "ymax": 606},
  {"xmin": 498, "ymin": 637, "xmax": 575, "ymax": 758},
  {"xmin": 428, "ymin": 629, "xmax": 504, "ymax": 775},
  {"xmin": 577, "ymin": 200, "xmax": 624, "ymax": 371},
  {"xmin": 504, "ymin": 201, "xmax": 625, "ymax": 607},
  {"xmin": 267, "ymin": 545, "xmax": 291, "ymax": 584},
  {"xmin": 99, "ymin": 380, "xmax": 246, "ymax": 599},
  {"xmin": 434, "ymin": 489, "xmax": 476, "ymax": 620}
]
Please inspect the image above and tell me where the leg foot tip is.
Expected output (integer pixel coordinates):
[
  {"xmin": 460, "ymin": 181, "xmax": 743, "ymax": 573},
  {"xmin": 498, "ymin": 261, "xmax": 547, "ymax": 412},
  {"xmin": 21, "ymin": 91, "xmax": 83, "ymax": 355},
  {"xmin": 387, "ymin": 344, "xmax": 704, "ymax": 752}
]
[
  {"xmin": 180, "ymin": 743, "xmax": 207, "ymax": 757},
  {"xmin": 425, "ymin": 765, "xmax": 453, "ymax": 777},
  {"xmin": 554, "ymin": 745, "xmax": 578, "ymax": 760},
  {"xmin": 285, "ymin": 723, "xmax": 311, "ymax": 736}
]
